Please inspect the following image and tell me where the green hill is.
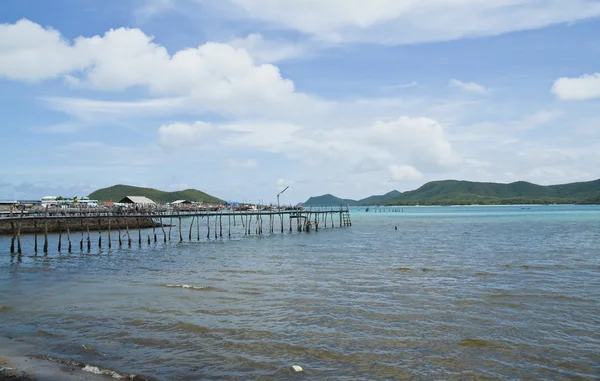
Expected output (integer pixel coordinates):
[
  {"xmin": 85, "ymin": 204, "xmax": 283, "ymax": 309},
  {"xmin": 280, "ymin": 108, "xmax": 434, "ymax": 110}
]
[
  {"xmin": 303, "ymin": 194, "xmax": 357, "ymax": 206},
  {"xmin": 358, "ymin": 190, "xmax": 402, "ymax": 205},
  {"xmin": 303, "ymin": 179, "xmax": 600, "ymax": 206},
  {"xmin": 88, "ymin": 185, "xmax": 224, "ymax": 204}
]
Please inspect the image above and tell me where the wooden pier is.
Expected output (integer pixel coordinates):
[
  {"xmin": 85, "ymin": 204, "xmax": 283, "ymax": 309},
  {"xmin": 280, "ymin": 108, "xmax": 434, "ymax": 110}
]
[{"xmin": 1, "ymin": 206, "xmax": 352, "ymax": 256}]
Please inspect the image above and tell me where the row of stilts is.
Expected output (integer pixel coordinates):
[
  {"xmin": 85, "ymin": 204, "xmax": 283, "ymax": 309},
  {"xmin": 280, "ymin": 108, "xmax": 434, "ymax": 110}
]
[{"xmin": 7, "ymin": 209, "xmax": 352, "ymax": 256}]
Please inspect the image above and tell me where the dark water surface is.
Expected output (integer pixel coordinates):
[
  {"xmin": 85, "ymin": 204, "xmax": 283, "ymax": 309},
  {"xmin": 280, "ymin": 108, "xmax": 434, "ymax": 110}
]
[{"xmin": 1, "ymin": 206, "xmax": 599, "ymax": 380}]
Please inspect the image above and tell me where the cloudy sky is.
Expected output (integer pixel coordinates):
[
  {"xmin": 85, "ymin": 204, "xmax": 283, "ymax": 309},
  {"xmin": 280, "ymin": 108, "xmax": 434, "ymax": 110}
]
[{"xmin": 1, "ymin": 0, "xmax": 599, "ymax": 203}]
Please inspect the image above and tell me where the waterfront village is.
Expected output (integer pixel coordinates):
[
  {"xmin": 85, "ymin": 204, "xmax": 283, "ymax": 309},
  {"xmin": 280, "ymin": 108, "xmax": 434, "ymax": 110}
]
[{"xmin": 0, "ymin": 196, "xmax": 303, "ymax": 213}]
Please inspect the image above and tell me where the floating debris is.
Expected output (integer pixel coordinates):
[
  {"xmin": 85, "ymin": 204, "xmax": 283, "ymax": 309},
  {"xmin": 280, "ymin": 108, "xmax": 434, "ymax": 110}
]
[{"xmin": 291, "ymin": 365, "xmax": 303, "ymax": 372}]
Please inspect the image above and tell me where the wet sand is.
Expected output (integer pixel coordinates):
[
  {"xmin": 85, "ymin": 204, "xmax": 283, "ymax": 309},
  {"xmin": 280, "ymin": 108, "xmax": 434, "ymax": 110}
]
[{"xmin": 0, "ymin": 337, "xmax": 145, "ymax": 381}]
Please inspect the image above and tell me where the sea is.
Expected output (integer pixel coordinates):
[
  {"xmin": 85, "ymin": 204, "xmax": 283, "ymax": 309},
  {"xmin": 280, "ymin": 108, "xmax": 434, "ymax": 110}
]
[{"xmin": 1, "ymin": 205, "xmax": 599, "ymax": 380}]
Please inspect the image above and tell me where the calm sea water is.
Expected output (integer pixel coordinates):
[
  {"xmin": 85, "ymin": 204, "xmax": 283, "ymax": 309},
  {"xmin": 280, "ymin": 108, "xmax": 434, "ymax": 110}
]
[{"xmin": 1, "ymin": 205, "xmax": 599, "ymax": 380}]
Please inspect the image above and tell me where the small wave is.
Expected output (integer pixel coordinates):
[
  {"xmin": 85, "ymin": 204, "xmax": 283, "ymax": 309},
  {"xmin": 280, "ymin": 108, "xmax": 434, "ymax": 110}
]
[
  {"xmin": 83, "ymin": 365, "xmax": 126, "ymax": 379},
  {"xmin": 474, "ymin": 271, "xmax": 494, "ymax": 277},
  {"xmin": 163, "ymin": 284, "xmax": 215, "ymax": 291},
  {"xmin": 36, "ymin": 355, "xmax": 149, "ymax": 380},
  {"xmin": 395, "ymin": 267, "xmax": 412, "ymax": 272}
]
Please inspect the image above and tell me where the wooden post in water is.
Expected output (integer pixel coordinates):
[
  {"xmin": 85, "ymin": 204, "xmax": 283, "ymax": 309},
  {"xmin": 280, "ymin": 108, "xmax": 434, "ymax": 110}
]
[
  {"xmin": 34, "ymin": 220, "xmax": 38, "ymax": 253},
  {"xmin": 125, "ymin": 219, "xmax": 132, "ymax": 247},
  {"xmin": 214, "ymin": 214, "xmax": 218, "ymax": 239},
  {"xmin": 228, "ymin": 213, "xmax": 231, "ymax": 238},
  {"xmin": 97, "ymin": 219, "xmax": 102, "ymax": 249},
  {"xmin": 160, "ymin": 218, "xmax": 166, "ymax": 243},
  {"xmin": 137, "ymin": 218, "xmax": 142, "ymax": 246},
  {"xmin": 168, "ymin": 217, "xmax": 172, "ymax": 241},
  {"xmin": 207, "ymin": 215, "xmax": 210, "ymax": 239},
  {"xmin": 178, "ymin": 215, "xmax": 183, "ymax": 243},
  {"xmin": 79, "ymin": 219, "xmax": 84, "ymax": 251},
  {"xmin": 57, "ymin": 220, "xmax": 62, "ymax": 252},
  {"xmin": 219, "ymin": 213, "xmax": 223, "ymax": 238},
  {"xmin": 153, "ymin": 224, "xmax": 157, "ymax": 243},
  {"xmin": 118, "ymin": 219, "xmax": 123, "ymax": 247},
  {"xmin": 66, "ymin": 222, "xmax": 72, "ymax": 253},
  {"xmin": 108, "ymin": 219, "xmax": 112, "ymax": 249},
  {"xmin": 16, "ymin": 206, "xmax": 24, "ymax": 254},
  {"xmin": 9, "ymin": 209, "xmax": 15, "ymax": 254},
  {"xmin": 43, "ymin": 206, "xmax": 49, "ymax": 254},
  {"xmin": 86, "ymin": 220, "xmax": 91, "ymax": 252},
  {"xmin": 188, "ymin": 216, "xmax": 194, "ymax": 241}
]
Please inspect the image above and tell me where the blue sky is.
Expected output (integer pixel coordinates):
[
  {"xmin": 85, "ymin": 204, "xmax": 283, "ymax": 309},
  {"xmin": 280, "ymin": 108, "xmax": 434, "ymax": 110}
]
[{"xmin": 1, "ymin": 0, "xmax": 599, "ymax": 203}]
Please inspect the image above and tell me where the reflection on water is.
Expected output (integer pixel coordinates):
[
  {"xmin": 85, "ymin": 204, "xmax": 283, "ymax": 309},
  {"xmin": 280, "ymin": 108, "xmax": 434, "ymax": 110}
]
[{"xmin": 1, "ymin": 205, "xmax": 599, "ymax": 380}]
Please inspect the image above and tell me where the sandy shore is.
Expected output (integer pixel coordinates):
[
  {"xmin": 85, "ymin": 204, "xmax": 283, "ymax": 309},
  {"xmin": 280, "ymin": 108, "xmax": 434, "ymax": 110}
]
[{"xmin": 0, "ymin": 337, "xmax": 149, "ymax": 381}]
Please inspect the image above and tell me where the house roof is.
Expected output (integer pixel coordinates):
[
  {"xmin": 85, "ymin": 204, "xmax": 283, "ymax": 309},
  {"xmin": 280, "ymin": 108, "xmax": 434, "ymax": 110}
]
[
  {"xmin": 118, "ymin": 196, "xmax": 156, "ymax": 205},
  {"xmin": 172, "ymin": 200, "xmax": 191, "ymax": 204}
]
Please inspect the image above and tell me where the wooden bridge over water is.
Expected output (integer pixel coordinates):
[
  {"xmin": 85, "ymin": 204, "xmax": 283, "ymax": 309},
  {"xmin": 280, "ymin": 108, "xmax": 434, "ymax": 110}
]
[{"xmin": 1, "ymin": 206, "xmax": 352, "ymax": 255}]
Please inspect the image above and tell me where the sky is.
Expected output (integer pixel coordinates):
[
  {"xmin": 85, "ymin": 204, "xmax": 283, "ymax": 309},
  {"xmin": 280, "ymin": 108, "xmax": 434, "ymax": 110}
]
[{"xmin": 1, "ymin": 0, "xmax": 599, "ymax": 204}]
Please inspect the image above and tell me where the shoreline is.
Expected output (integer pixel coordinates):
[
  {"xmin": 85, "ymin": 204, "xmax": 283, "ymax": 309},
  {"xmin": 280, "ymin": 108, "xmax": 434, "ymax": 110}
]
[{"xmin": 0, "ymin": 336, "xmax": 150, "ymax": 381}]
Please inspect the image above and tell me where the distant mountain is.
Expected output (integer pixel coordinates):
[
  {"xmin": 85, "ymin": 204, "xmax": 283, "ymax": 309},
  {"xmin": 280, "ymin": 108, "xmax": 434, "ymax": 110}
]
[
  {"xmin": 303, "ymin": 194, "xmax": 357, "ymax": 206},
  {"xmin": 359, "ymin": 190, "xmax": 402, "ymax": 205},
  {"xmin": 88, "ymin": 185, "xmax": 224, "ymax": 204},
  {"xmin": 303, "ymin": 179, "xmax": 600, "ymax": 206}
]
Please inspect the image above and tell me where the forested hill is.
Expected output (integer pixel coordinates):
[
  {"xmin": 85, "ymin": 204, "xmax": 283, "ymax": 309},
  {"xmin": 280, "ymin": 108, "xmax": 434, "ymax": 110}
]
[
  {"xmin": 303, "ymin": 179, "xmax": 600, "ymax": 206},
  {"xmin": 88, "ymin": 185, "xmax": 224, "ymax": 204}
]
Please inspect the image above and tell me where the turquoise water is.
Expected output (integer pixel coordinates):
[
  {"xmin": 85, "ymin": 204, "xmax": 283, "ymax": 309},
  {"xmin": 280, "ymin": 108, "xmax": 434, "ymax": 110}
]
[{"xmin": 1, "ymin": 205, "xmax": 599, "ymax": 380}]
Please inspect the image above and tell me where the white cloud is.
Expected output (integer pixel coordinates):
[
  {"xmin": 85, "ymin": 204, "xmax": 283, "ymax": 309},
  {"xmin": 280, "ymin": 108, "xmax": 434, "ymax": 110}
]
[
  {"xmin": 449, "ymin": 79, "xmax": 489, "ymax": 95},
  {"xmin": 158, "ymin": 121, "xmax": 212, "ymax": 152},
  {"xmin": 223, "ymin": 0, "xmax": 600, "ymax": 44},
  {"xmin": 552, "ymin": 73, "xmax": 600, "ymax": 100},
  {"xmin": 388, "ymin": 164, "xmax": 423, "ymax": 181},
  {"xmin": 1, "ymin": 19, "xmax": 314, "ymax": 118},
  {"xmin": 227, "ymin": 33, "xmax": 306, "ymax": 63}
]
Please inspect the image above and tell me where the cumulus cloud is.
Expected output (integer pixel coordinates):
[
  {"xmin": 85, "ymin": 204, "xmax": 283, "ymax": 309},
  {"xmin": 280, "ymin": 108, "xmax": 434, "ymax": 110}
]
[
  {"xmin": 449, "ymin": 79, "xmax": 489, "ymax": 95},
  {"xmin": 227, "ymin": 33, "xmax": 306, "ymax": 63},
  {"xmin": 0, "ymin": 19, "xmax": 313, "ymax": 117},
  {"xmin": 158, "ymin": 121, "xmax": 212, "ymax": 152},
  {"xmin": 552, "ymin": 73, "xmax": 600, "ymax": 100},
  {"xmin": 223, "ymin": 0, "xmax": 600, "ymax": 44},
  {"xmin": 388, "ymin": 164, "xmax": 423, "ymax": 181}
]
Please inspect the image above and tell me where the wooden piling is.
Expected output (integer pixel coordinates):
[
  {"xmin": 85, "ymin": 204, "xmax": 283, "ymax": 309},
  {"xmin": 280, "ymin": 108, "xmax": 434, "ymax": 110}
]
[
  {"xmin": 34, "ymin": 220, "xmax": 38, "ymax": 253},
  {"xmin": 197, "ymin": 216, "xmax": 200, "ymax": 241},
  {"xmin": 57, "ymin": 220, "xmax": 62, "ymax": 252},
  {"xmin": 43, "ymin": 206, "xmax": 49, "ymax": 254},
  {"xmin": 219, "ymin": 213, "xmax": 223, "ymax": 238},
  {"xmin": 214, "ymin": 214, "xmax": 218, "ymax": 239},
  {"xmin": 86, "ymin": 220, "xmax": 91, "ymax": 252},
  {"xmin": 178, "ymin": 215, "xmax": 183, "ymax": 243},
  {"xmin": 16, "ymin": 207, "xmax": 24, "ymax": 254},
  {"xmin": 126, "ymin": 219, "xmax": 132, "ymax": 247},
  {"xmin": 188, "ymin": 215, "xmax": 194, "ymax": 241},
  {"xmin": 137, "ymin": 218, "xmax": 142, "ymax": 246},
  {"xmin": 207, "ymin": 215, "xmax": 210, "ymax": 239},
  {"xmin": 79, "ymin": 219, "xmax": 84, "ymax": 251},
  {"xmin": 67, "ymin": 223, "xmax": 72, "ymax": 253},
  {"xmin": 97, "ymin": 219, "xmax": 102, "ymax": 249},
  {"xmin": 228, "ymin": 213, "xmax": 231, "ymax": 238},
  {"xmin": 108, "ymin": 218, "xmax": 112, "ymax": 249},
  {"xmin": 168, "ymin": 217, "xmax": 172, "ymax": 241},
  {"xmin": 9, "ymin": 209, "xmax": 15, "ymax": 254},
  {"xmin": 118, "ymin": 219, "xmax": 123, "ymax": 247},
  {"xmin": 160, "ymin": 218, "xmax": 166, "ymax": 243}
]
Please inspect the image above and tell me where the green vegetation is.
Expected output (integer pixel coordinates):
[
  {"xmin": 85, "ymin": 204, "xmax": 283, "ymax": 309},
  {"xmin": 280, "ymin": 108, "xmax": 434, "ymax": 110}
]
[
  {"xmin": 303, "ymin": 194, "xmax": 357, "ymax": 206},
  {"xmin": 88, "ymin": 184, "xmax": 224, "ymax": 204},
  {"xmin": 303, "ymin": 179, "xmax": 600, "ymax": 206}
]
